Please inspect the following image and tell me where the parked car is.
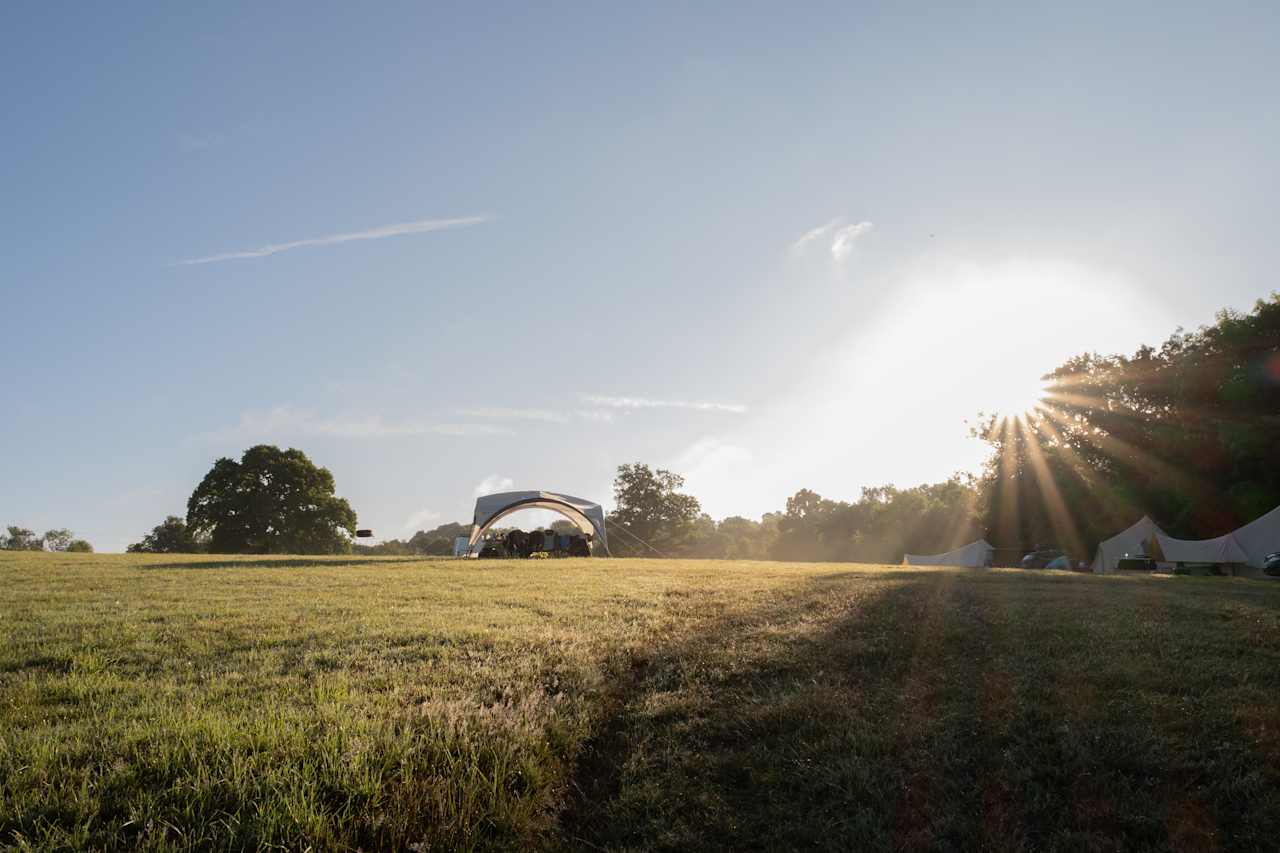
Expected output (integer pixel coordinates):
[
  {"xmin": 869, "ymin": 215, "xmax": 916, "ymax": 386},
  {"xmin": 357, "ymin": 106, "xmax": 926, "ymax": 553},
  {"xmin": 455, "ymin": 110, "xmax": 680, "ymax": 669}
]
[
  {"xmin": 1021, "ymin": 547, "xmax": 1064, "ymax": 569},
  {"xmin": 1263, "ymin": 552, "xmax": 1280, "ymax": 577},
  {"xmin": 1118, "ymin": 556, "xmax": 1156, "ymax": 571}
]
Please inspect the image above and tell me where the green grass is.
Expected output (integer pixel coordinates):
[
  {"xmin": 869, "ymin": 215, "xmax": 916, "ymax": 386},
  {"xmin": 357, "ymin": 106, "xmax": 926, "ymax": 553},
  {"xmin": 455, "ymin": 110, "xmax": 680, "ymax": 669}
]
[{"xmin": 3, "ymin": 553, "xmax": 1280, "ymax": 852}]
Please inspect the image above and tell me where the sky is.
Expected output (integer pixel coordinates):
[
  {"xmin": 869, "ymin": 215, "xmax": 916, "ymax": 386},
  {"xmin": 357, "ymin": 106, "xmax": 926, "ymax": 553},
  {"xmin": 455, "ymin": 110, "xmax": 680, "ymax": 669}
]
[{"xmin": 3, "ymin": 2, "xmax": 1279, "ymax": 551}]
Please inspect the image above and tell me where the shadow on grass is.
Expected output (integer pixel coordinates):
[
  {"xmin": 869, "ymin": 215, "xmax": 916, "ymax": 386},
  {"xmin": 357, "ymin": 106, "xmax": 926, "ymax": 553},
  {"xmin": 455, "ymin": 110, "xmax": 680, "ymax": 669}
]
[
  {"xmin": 139, "ymin": 556, "xmax": 429, "ymax": 570},
  {"xmin": 559, "ymin": 569, "xmax": 1280, "ymax": 853}
]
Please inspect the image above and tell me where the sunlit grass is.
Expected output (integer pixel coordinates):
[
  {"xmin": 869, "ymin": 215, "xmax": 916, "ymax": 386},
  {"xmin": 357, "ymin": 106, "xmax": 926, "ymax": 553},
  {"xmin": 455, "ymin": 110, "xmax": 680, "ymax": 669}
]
[{"xmin": 3, "ymin": 552, "xmax": 1280, "ymax": 851}]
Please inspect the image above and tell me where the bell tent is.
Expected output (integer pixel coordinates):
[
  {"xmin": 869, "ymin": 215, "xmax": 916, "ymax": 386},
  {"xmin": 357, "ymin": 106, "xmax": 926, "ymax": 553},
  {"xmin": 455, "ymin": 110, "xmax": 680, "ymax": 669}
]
[
  {"xmin": 1091, "ymin": 516, "xmax": 1161, "ymax": 573},
  {"xmin": 904, "ymin": 539, "xmax": 994, "ymax": 568}
]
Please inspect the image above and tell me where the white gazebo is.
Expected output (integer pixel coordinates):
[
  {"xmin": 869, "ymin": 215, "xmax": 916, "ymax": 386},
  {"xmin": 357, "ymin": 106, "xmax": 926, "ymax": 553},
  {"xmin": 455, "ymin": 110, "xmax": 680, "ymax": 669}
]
[{"xmin": 467, "ymin": 490, "xmax": 609, "ymax": 555}]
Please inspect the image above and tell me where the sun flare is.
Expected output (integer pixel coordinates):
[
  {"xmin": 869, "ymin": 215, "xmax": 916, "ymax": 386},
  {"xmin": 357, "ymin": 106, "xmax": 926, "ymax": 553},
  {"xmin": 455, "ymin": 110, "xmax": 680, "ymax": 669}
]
[{"xmin": 990, "ymin": 379, "xmax": 1051, "ymax": 421}]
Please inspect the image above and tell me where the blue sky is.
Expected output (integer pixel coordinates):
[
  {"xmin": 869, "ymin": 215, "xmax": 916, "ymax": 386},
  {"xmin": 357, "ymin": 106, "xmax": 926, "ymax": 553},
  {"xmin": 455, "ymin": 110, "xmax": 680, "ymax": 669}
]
[{"xmin": 4, "ymin": 2, "xmax": 1279, "ymax": 551}]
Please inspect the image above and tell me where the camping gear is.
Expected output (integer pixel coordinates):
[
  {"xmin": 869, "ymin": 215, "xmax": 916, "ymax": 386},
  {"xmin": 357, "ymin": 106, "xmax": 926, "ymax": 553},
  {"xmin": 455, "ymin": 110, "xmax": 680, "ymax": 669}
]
[{"xmin": 469, "ymin": 490, "xmax": 608, "ymax": 555}]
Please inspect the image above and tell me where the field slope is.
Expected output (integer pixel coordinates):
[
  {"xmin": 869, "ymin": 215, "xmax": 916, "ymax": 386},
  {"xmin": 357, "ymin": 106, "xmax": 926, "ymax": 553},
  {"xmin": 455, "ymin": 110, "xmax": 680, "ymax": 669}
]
[{"xmin": 3, "ymin": 553, "xmax": 1280, "ymax": 851}]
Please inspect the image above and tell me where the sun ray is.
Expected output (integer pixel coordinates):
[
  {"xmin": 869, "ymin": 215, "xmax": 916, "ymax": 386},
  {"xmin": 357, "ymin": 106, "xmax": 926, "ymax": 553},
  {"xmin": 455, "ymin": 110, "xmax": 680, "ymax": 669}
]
[
  {"xmin": 995, "ymin": 416, "xmax": 1023, "ymax": 553},
  {"xmin": 1030, "ymin": 409, "xmax": 1139, "ymax": 531},
  {"xmin": 1036, "ymin": 401, "xmax": 1205, "ymax": 500},
  {"xmin": 1017, "ymin": 416, "xmax": 1087, "ymax": 560}
]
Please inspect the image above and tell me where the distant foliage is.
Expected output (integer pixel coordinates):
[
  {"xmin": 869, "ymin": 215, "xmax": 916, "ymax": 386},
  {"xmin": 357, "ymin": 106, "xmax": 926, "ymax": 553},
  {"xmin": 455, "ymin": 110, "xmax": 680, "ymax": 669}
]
[
  {"xmin": 128, "ymin": 515, "xmax": 204, "ymax": 554},
  {"xmin": 763, "ymin": 478, "xmax": 983, "ymax": 563},
  {"xmin": 2, "ymin": 526, "xmax": 44, "ymax": 551},
  {"xmin": 42, "ymin": 529, "xmax": 74, "ymax": 552},
  {"xmin": 600, "ymin": 465, "xmax": 982, "ymax": 561},
  {"xmin": 0, "ymin": 526, "xmax": 91, "ymax": 552},
  {"xmin": 353, "ymin": 522, "xmax": 471, "ymax": 556},
  {"xmin": 186, "ymin": 445, "xmax": 358, "ymax": 555},
  {"xmin": 976, "ymin": 293, "xmax": 1280, "ymax": 554},
  {"xmin": 66, "ymin": 539, "xmax": 93, "ymax": 553}
]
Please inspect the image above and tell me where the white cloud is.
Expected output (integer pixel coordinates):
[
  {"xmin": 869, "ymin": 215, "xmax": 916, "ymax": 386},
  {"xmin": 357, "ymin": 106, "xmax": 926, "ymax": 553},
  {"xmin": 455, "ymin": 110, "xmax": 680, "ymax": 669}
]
[
  {"xmin": 474, "ymin": 474, "xmax": 514, "ymax": 496},
  {"xmin": 791, "ymin": 216, "xmax": 874, "ymax": 261},
  {"xmin": 457, "ymin": 407, "xmax": 570, "ymax": 424},
  {"xmin": 178, "ymin": 215, "xmax": 489, "ymax": 265},
  {"xmin": 580, "ymin": 395, "xmax": 746, "ymax": 414},
  {"xmin": 403, "ymin": 508, "xmax": 441, "ymax": 531},
  {"xmin": 830, "ymin": 221, "xmax": 874, "ymax": 261},
  {"xmin": 790, "ymin": 218, "xmax": 841, "ymax": 253},
  {"xmin": 196, "ymin": 406, "xmax": 514, "ymax": 442},
  {"xmin": 428, "ymin": 423, "xmax": 517, "ymax": 437},
  {"xmin": 573, "ymin": 409, "xmax": 616, "ymax": 423}
]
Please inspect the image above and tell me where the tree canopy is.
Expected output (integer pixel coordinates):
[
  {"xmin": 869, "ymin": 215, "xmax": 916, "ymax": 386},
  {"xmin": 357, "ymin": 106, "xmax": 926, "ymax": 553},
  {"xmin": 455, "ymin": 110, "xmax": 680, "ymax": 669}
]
[
  {"xmin": 186, "ymin": 445, "xmax": 357, "ymax": 554},
  {"xmin": 608, "ymin": 463, "xmax": 703, "ymax": 555},
  {"xmin": 2, "ymin": 526, "xmax": 43, "ymax": 551},
  {"xmin": 353, "ymin": 522, "xmax": 471, "ymax": 556},
  {"xmin": 42, "ymin": 529, "xmax": 73, "ymax": 552},
  {"xmin": 975, "ymin": 293, "xmax": 1280, "ymax": 556},
  {"xmin": 128, "ymin": 515, "xmax": 205, "ymax": 554},
  {"xmin": 1, "ymin": 526, "xmax": 92, "ymax": 552}
]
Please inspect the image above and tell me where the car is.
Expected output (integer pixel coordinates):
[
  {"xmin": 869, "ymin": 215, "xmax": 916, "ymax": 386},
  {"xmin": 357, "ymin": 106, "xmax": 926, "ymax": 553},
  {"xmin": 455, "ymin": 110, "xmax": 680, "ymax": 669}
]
[
  {"xmin": 1021, "ymin": 547, "xmax": 1065, "ymax": 569},
  {"xmin": 1263, "ymin": 552, "xmax": 1280, "ymax": 577}
]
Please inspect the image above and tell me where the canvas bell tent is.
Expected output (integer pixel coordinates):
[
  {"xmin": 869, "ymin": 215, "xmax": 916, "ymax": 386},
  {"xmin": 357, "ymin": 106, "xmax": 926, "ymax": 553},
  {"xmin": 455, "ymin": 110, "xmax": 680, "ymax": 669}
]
[
  {"xmin": 1227, "ymin": 503, "xmax": 1280, "ymax": 567},
  {"xmin": 467, "ymin": 490, "xmax": 609, "ymax": 555},
  {"xmin": 1092, "ymin": 505, "xmax": 1280, "ymax": 573},
  {"xmin": 1092, "ymin": 516, "xmax": 1162, "ymax": 573},
  {"xmin": 904, "ymin": 539, "xmax": 994, "ymax": 568},
  {"xmin": 1153, "ymin": 530, "xmax": 1249, "ymax": 566}
]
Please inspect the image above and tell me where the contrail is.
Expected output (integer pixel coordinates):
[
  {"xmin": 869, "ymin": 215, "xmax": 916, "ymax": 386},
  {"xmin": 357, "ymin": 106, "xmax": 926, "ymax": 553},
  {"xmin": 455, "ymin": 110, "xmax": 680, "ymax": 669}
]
[{"xmin": 178, "ymin": 215, "xmax": 489, "ymax": 265}]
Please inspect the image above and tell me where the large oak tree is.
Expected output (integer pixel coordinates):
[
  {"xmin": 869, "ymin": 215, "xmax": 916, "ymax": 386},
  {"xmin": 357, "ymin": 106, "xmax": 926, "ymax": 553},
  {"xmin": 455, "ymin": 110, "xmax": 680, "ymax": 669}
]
[{"xmin": 187, "ymin": 445, "xmax": 357, "ymax": 554}]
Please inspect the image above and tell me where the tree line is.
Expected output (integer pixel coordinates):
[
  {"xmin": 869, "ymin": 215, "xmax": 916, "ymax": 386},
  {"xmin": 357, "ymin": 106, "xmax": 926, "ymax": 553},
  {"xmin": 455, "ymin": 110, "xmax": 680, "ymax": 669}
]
[
  {"xmin": 121, "ymin": 294, "xmax": 1280, "ymax": 561},
  {"xmin": 1, "ymin": 526, "xmax": 92, "ymax": 552}
]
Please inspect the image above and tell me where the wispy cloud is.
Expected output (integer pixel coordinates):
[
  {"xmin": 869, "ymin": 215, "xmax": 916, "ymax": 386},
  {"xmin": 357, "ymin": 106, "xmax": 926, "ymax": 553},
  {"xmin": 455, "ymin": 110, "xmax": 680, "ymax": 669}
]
[
  {"xmin": 573, "ymin": 409, "xmax": 616, "ymax": 423},
  {"xmin": 474, "ymin": 474, "xmax": 514, "ymax": 496},
  {"xmin": 403, "ymin": 508, "xmax": 441, "ymax": 532},
  {"xmin": 791, "ymin": 216, "xmax": 874, "ymax": 261},
  {"xmin": 457, "ymin": 407, "xmax": 570, "ymax": 424},
  {"xmin": 580, "ymin": 394, "xmax": 747, "ymax": 414},
  {"xmin": 195, "ymin": 406, "xmax": 514, "ymax": 442},
  {"xmin": 178, "ymin": 215, "xmax": 489, "ymax": 265},
  {"xmin": 672, "ymin": 437, "xmax": 754, "ymax": 477}
]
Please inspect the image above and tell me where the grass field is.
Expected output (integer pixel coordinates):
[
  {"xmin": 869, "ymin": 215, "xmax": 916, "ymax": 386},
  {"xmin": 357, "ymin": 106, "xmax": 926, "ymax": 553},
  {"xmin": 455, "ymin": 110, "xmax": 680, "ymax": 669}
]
[{"xmin": 3, "ymin": 553, "xmax": 1280, "ymax": 852}]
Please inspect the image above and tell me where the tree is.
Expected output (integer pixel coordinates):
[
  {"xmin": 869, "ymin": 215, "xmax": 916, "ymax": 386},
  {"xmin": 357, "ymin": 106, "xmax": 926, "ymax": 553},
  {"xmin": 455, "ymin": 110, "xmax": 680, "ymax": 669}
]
[
  {"xmin": 409, "ymin": 522, "xmax": 470, "ymax": 555},
  {"xmin": 355, "ymin": 522, "xmax": 471, "ymax": 556},
  {"xmin": 186, "ymin": 445, "xmax": 358, "ymax": 554},
  {"xmin": 128, "ymin": 515, "xmax": 203, "ymax": 554},
  {"xmin": 43, "ymin": 529, "xmax": 74, "ymax": 552},
  {"xmin": 765, "ymin": 477, "xmax": 983, "ymax": 563},
  {"xmin": 974, "ymin": 293, "xmax": 1280, "ymax": 557},
  {"xmin": 66, "ymin": 539, "xmax": 93, "ymax": 553},
  {"xmin": 3, "ymin": 526, "xmax": 43, "ymax": 551},
  {"xmin": 609, "ymin": 463, "xmax": 702, "ymax": 555}
]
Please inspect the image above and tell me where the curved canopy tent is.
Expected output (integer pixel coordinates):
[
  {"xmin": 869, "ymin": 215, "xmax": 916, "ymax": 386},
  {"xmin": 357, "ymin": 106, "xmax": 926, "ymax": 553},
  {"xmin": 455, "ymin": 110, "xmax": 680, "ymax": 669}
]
[
  {"xmin": 468, "ymin": 490, "xmax": 609, "ymax": 555},
  {"xmin": 904, "ymin": 539, "xmax": 994, "ymax": 568}
]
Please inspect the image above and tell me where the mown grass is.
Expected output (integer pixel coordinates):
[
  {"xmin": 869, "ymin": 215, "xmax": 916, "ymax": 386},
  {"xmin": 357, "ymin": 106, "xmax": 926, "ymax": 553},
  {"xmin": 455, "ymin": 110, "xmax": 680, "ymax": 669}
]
[{"xmin": 2, "ymin": 553, "xmax": 1279, "ymax": 851}]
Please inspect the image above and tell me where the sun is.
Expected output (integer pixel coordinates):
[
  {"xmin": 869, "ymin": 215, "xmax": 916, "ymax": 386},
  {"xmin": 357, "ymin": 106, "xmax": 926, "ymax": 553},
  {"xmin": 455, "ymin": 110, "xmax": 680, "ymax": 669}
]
[{"xmin": 988, "ymin": 377, "xmax": 1051, "ymax": 422}]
